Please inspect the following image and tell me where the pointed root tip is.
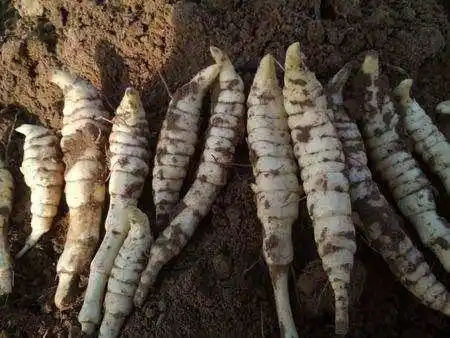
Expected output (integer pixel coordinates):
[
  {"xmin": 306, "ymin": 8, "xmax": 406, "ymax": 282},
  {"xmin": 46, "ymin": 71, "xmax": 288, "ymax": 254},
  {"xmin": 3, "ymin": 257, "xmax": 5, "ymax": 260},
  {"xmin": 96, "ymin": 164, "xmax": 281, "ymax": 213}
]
[
  {"xmin": 15, "ymin": 124, "xmax": 34, "ymax": 136},
  {"xmin": 124, "ymin": 87, "xmax": 139, "ymax": 98},
  {"xmin": 80, "ymin": 322, "xmax": 96, "ymax": 335},
  {"xmin": 285, "ymin": 42, "xmax": 304, "ymax": 71},
  {"xmin": 210, "ymin": 45, "xmax": 229, "ymax": 65},
  {"xmin": 328, "ymin": 62, "xmax": 354, "ymax": 93},
  {"xmin": 15, "ymin": 245, "xmax": 31, "ymax": 259},
  {"xmin": 193, "ymin": 63, "xmax": 221, "ymax": 88},
  {"xmin": 122, "ymin": 87, "xmax": 143, "ymax": 107},
  {"xmin": 0, "ymin": 273, "xmax": 12, "ymax": 296},
  {"xmin": 393, "ymin": 79, "xmax": 413, "ymax": 99},
  {"xmin": 15, "ymin": 233, "xmax": 44, "ymax": 258},
  {"xmin": 436, "ymin": 100, "xmax": 450, "ymax": 115},
  {"xmin": 54, "ymin": 272, "xmax": 76, "ymax": 310},
  {"xmin": 254, "ymin": 54, "xmax": 277, "ymax": 85},
  {"xmin": 48, "ymin": 69, "xmax": 75, "ymax": 87},
  {"xmin": 133, "ymin": 288, "xmax": 146, "ymax": 307},
  {"xmin": 361, "ymin": 50, "xmax": 379, "ymax": 75}
]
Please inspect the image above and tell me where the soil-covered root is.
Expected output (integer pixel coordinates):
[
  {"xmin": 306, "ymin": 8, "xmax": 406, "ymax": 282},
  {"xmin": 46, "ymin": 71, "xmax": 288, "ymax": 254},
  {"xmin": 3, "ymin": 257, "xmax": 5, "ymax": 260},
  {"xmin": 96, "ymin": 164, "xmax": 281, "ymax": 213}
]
[
  {"xmin": 134, "ymin": 46, "xmax": 245, "ymax": 307},
  {"xmin": 15, "ymin": 124, "xmax": 64, "ymax": 258},
  {"xmin": 78, "ymin": 87, "xmax": 150, "ymax": 334},
  {"xmin": 247, "ymin": 54, "xmax": 302, "ymax": 338},
  {"xmin": 283, "ymin": 42, "xmax": 356, "ymax": 335},
  {"xmin": 357, "ymin": 52, "xmax": 450, "ymax": 273},
  {"xmin": 152, "ymin": 64, "xmax": 220, "ymax": 228},
  {"xmin": 328, "ymin": 64, "xmax": 450, "ymax": 318},
  {"xmin": 394, "ymin": 79, "xmax": 450, "ymax": 195},
  {"xmin": 0, "ymin": 157, "xmax": 14, "ymax": 296},
  {"xmin": 50, "ymin": 69, "xmax": 110, "ymax": 310}
]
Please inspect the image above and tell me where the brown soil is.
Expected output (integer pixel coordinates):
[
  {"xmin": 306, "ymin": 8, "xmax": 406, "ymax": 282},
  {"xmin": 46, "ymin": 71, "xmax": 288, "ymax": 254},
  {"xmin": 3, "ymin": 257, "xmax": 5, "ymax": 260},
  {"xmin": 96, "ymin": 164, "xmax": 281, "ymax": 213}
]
[{"xmin": 1, "ymin": 0, "xmax": 450, "ymax": 337}]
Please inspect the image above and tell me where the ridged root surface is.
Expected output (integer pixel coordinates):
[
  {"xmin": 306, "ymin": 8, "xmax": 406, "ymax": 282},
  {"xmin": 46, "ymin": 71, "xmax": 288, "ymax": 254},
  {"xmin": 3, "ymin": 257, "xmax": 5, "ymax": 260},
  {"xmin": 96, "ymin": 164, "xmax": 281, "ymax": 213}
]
[
  {"xmin": 328, "ymin": 64, "xmax": 450, "ymax": 318},
  {"xmin": 78, "ymin": 87, "xmax": 150, "ymax": 333},
  {"xmin": 134, "ymin": 46, "xmax": 245, "ymax": 307},
  {"xmin": 0, "ymin": 158, "xmax": 13, "ymax": 296},
  {"xmin": 247, "ymin": 54, "xmax": 302, "ymax": 338},
  {"xmin": 50, "ymin": 69, "xmax": 110, "ymax": 310},
  {"xmin": 283, "ymin": 42, "xmax": 356, "ymax": 335},
  {"xmin": 15, "ymin": 124, "xmax": 64, "ymax": 258},
  {"xmin": 152, "ymin": 64, "xmax": 220, "ymax": 227}
]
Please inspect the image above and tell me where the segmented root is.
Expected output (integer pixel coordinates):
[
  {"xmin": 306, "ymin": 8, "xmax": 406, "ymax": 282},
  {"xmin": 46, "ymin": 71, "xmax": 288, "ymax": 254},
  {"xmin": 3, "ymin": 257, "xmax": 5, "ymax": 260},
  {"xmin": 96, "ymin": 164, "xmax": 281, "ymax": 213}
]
[
  {"xmin": 152, "ymin": 64, "xmax": 220, "ymax": 227},
  {"xmin": 283, "ymin": 42, "xmax": 356, "ymax": 335},
  {"xmin": 98, "ymin": 206, "xmax": 153, "ymax": 338},
  {"xmin": 134, "ymin": 46, "xmax": 245, "ymax": 307},
  {"xmin": 78, "ymin": 88, "xmax": 150, "ymax": 333},
  {"xmin": 328, "ymin": 64, "xmax": 450, "ymax": 318},
  {"xmin": 15, "ymin": 124, "xmax": 64, "ymax": 258},
  {"xmin": 359, "ymin": 52, "xmax": 450, "ymax": 273},
  {"xmin": 50, "ymin": 69, "xmax": 110, "ymax": 310},
  {"xmin": 247, "ymin": 54, "xmax": 301, "ymax": 338},
  {"xmin": 394, "ymin": 79, "xmax": 450, "ymax": 194},
  {"xmin": 109, "ymin": 87, "xmax": 150, "ymax": 202},
  {"xmin": 0, "ymin": 157, "xmax": 13, "ymax": 296}
]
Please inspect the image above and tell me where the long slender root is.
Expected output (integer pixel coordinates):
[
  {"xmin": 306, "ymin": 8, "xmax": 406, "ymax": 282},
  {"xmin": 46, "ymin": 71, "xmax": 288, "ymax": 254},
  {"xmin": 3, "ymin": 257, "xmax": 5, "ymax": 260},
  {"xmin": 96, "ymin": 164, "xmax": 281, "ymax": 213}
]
[
  {"xmin": 283, "ymin": 42, "xmax": 356, "ymax": 335},
  {"xmin": 328, "ymin": 63, "xmax": 450, "ymax": 318},
  {"xmin": 357, "ymin": 52, "xmax": 450, "ymax": 272},
  {"xmin": 152, "ymin": 64, "xmax": 220, "ymax": 227},
  {"xmin": 0, "ymin": 157, "xmax": 14, "ymax": 296},
  {"xmin": 134, "ymin": 46, "xmax": 245, "ymax": 307},
  {"xmin": 78, "ymin": 88, "xmax": 150, "ymax": 333},
  {"xmin": 247, "ymin": 54, "xmax": 302, "ymax": 338}
]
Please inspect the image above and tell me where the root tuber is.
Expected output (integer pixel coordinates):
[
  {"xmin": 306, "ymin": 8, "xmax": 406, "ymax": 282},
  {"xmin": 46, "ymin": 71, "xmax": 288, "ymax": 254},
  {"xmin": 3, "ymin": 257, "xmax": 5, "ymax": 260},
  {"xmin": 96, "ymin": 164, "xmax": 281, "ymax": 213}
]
[
  {"xmin": 0, "ymin": 157, "xmax": 13, "ymax": 296},
  {"xmin": 328, "ymin": 64, "xmax": 450, "ymax": 318},
  {"xmin": 152, "ymin": 64, "xmax": 220, "ymax": 227},
  {"xmin": 134, "ymin": 46, "xmax": 245, "ymax": 307},
  {"xmin": 15, "ymin": 124, "xmax": 64, "ymax": 258},
  {"xmin": 78, "ymin": 88, "xmax": 150, "ymax": 333},
  {"xmin": 98, "ymin": 206, "xmax": 153, "ymax": 338},
  {"xmin": 247, "ymin": 54, "xmax": 302, "ymax": 338},
  {"xmin": 50, "ymin": 69, "xmax": 110, "ymax": 310},
  {"xmin": 357, "ymin": 52, "xmax": 450, "ymax": 273},
  {"xmin": 283, "ymin": 42, "xmax": 356, "ymax": 335}
]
